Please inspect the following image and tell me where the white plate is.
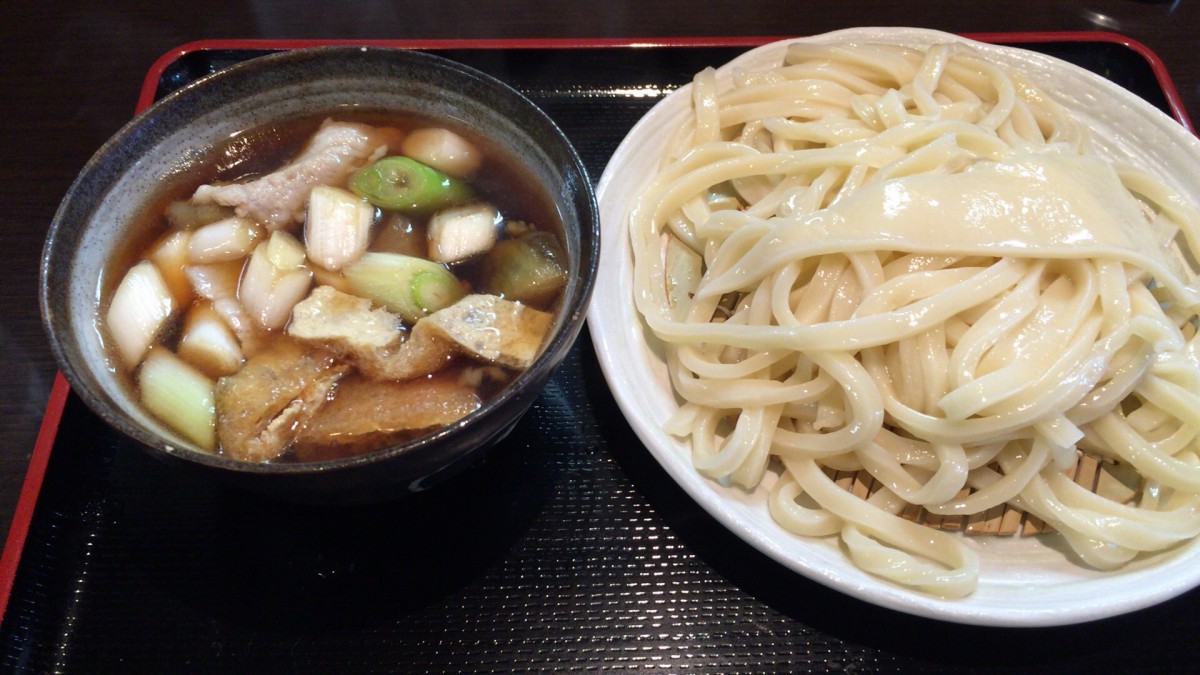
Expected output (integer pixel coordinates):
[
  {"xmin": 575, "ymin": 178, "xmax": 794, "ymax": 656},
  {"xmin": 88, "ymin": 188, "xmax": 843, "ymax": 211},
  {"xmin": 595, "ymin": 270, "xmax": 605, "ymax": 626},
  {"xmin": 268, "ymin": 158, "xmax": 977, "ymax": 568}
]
[{"xmin": 588, "ymin": 27, "xmax": 1200, "ymax": 626}]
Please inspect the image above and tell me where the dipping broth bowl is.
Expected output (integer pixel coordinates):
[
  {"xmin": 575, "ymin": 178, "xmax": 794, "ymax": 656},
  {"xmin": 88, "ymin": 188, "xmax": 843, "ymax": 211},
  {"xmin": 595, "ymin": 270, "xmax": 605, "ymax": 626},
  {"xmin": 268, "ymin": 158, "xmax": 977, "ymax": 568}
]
[{"xmin": 40, "ymin": 46, "xmax": 599, "ymax": 503}]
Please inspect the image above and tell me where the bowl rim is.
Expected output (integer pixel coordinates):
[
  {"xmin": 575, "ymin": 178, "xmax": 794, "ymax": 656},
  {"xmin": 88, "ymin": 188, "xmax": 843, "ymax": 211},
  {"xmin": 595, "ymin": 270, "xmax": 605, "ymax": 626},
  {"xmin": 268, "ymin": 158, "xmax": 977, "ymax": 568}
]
[{"xmin": 41, "ymin": 44, "xmax": 600, "ymax": 476}]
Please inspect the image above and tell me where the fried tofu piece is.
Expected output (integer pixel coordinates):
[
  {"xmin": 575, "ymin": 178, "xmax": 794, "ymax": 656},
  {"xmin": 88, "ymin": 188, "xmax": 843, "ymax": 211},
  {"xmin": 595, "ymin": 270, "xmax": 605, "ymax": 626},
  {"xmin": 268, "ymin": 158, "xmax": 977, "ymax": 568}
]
[
  {"xmin": 355, "ymin": 322, "xmax": 458, "ymax": 380},
  {"xmin": 288, "ymin": 285, "xmax": 403, "ymax": 354},
  {"xmin": 288, "ymin": 288, "xmax": 552, "ymax": 384},
  {"xmin": 423, "ymin": 294, "xmax": 553, "ymax": 369},
  {"xmin": 287, "ymin": 285, "xmax": 456, "ymax": 380},
  {"xmin": 214, "ymin": 339, "xmax": 348, "ymax": 462},
  {"xmin": 292, "ymin": 368, "xmax": 481, "ymax": 462}
]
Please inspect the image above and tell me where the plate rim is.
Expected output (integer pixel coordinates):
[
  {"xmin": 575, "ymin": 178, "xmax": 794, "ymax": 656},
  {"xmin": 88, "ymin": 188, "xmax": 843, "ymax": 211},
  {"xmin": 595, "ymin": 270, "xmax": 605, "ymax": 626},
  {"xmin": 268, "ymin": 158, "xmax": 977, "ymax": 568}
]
[{"xmin": 587, "ymin": 26, "xmax": 1200, "ymax": 627}]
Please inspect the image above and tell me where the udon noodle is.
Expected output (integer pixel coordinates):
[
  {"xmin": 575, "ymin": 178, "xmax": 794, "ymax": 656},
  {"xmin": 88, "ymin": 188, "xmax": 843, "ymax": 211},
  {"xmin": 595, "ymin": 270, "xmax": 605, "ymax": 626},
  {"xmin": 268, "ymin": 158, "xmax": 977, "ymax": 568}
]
[{"xmin": 628, "ymin": 40, "xmax": 1200, "ymax": 597}]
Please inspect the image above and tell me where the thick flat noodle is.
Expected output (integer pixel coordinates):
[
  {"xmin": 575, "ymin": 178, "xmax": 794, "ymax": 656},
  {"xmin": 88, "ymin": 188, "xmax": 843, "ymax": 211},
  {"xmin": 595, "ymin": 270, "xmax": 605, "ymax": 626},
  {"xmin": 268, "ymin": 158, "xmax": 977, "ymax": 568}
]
[
  {"xmin": 699, "ymin": 153, "xmax": 1200, "ymax": 308},
  {"xmin": 629, "ymin": 40, "xmax": 1200, "ymax": 597}
]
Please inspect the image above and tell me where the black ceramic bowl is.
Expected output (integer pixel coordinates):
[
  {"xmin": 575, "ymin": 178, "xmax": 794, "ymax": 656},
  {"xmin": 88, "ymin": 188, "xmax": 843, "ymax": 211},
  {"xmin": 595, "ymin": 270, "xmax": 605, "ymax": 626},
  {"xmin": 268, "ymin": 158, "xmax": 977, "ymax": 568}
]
[{"xmin": 40, "ymin": 46, "xmax": 599, "ymax": 502}]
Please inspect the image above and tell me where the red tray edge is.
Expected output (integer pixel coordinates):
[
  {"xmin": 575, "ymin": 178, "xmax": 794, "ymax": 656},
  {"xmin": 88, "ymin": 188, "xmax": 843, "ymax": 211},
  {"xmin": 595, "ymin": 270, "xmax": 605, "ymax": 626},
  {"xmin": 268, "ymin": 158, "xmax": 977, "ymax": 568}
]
[
  {"xmin": 134, "ymin": 32, "xmax": 1194, "ymax": 130},
  {"xmin": 0, "ymin": 373, "xmax": 71, "ymax": 625},
  {"xmin": 3, "ymin": 30, "xmax": 1191, "ymax": 628}
]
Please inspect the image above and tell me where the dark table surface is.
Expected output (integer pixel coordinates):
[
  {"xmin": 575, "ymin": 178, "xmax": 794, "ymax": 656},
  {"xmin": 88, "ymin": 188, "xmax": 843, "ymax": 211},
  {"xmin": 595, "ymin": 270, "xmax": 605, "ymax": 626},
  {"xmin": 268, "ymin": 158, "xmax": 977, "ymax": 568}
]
[{"xmin": 3, "ymin": 1, "xmax": 1200, "ymax": 671}]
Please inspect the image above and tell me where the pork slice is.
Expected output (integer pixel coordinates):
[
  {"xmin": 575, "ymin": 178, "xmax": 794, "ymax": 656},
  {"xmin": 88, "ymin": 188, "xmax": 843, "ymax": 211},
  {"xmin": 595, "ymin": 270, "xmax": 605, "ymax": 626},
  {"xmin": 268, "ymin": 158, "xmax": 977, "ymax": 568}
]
[
  {"xmin": 215, "ymin": 339, "xmax": 348, "ymax": 462},
  {"xmin": 191, "ymin": 119, "xmax": 400, "ymax": 230},
  {"xmin": 286, "ymin": 285, "xmax": 457, "ymax": 381},
  {"xmin": 292, "ymin": 368, "xmax": 482, "ymax": 462}
]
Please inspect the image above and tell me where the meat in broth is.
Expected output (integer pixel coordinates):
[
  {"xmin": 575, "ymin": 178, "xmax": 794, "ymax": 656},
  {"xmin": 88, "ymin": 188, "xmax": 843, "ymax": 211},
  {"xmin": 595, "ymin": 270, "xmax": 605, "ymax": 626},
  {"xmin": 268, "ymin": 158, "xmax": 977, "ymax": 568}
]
[{"xmin": 101, "ymin": 115, "xmax": 568, "ymax": 462}]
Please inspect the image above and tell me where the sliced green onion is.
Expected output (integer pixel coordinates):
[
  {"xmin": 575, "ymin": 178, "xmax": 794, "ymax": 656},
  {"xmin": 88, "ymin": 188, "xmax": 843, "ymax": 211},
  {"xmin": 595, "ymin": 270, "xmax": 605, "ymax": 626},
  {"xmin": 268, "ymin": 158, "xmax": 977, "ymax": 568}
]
[
  {"xmin": 349, "ymin": 156, "xmax": 472, "ymax": 212},
  {"xmin": 479, "ymin": 230, "xmax": 568, "ymax": 308},
  {"xmin": 343, "ymin": 251, "xmax": 465, "ymax": 324},
  {"xmin": 139, "ymin": 345, "xmax": 216, "ymax": 451},
  {"xmin": 411, "ymin": 270, "xmax": 461, "ymax": 314}
]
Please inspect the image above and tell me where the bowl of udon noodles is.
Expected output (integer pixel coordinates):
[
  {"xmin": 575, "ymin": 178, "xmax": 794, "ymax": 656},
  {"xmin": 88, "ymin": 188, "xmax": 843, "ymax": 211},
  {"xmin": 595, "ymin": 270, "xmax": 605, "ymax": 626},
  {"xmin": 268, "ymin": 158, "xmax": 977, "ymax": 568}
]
[
  {"xmin": 590, "ymin": 27, "xmax": 1200, "ymax": 625},
  {"xmin": 41, "ymin": 46, "xmax": 599, "ymax": 502}
]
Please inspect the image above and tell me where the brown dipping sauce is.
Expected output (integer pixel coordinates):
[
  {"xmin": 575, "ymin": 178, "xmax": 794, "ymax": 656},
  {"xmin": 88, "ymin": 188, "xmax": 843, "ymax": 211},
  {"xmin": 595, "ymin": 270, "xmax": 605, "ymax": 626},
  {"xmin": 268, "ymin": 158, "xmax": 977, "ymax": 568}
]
[{"xmin": 100, "ymin": 112, "xmax": 567, "ymax": 463}]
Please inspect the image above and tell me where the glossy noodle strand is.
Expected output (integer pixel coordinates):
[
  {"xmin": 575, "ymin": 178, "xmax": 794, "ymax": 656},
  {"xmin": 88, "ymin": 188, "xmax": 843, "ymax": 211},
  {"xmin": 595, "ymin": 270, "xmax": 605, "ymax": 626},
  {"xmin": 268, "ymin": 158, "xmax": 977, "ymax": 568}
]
[{"xmin": 630, "ymin": 41, "xmax": 1200, "ymax": 597}]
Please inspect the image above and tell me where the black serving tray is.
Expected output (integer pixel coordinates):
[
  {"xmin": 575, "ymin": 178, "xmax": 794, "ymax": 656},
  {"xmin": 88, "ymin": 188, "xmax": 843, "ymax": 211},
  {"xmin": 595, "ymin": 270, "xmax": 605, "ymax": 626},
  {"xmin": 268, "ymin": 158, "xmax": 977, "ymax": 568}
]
[{"xmin": 3, "ymin": 36, "xmax": 1200, "ymax": 673}]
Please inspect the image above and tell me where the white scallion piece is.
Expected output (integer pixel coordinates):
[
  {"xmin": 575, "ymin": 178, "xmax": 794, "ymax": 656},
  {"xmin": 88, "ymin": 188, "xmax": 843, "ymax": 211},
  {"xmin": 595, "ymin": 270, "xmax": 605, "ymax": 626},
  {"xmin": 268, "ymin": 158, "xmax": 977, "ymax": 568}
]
[
  {"xmin": 427, "ymin": 203, "xmax": 500, "ymax": 264},
  {"xmin": 265, "ymin": 269, "xmax": 315, "ymax": 329},
  {"xmin": 138, "ymin": 345, "xmax": 216, "ymax": 451},
  {"xmin": 178, "ymin": 303, "xmax": 244, "ymax": 377},
  {"xmin": 106, "ymin": 260, "xmax": 176, "ymax": 369},
  {"xmin": 240, "ymin": 245, "xmax": 276, "ymax": 324},
  {"xmin": 187, "ymin": 216, "xmax": 264, "ymax": 263},
  {"xmin": 147, "ymin": 230, "xmax": 193, "ymax": 307},
  {"xmin": 240, "ymin": 231, "xmax": 313, "ymax": 330},
  {"xmin": 305, "ymin": 185, "xmax": 374, "ymax": 271},
  {"xmin": 401, "ymin": 127, "xmax": 482, "ymax": 178},
  {"xmin": 266, "ymin": 228, "xmax": 307, "ymax": 267},
  {"xmin": 211, "ymin": 296, "xmax": 266, "ymax": 357},
  {"xmin": 184, "ymin": 260, "xmax": 243, "ymax": 302},
  {"xmin": 184, "ymin": 260, "xmax": 264, "ymax": 352}
]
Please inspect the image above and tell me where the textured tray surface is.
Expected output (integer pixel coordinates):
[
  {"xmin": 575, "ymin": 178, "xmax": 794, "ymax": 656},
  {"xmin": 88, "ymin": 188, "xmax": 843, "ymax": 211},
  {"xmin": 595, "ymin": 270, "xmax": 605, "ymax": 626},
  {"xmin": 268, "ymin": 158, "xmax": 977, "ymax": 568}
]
[{"xmin": 3, "ymin": 42, "xmax": 1198, "ymax": 672}]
